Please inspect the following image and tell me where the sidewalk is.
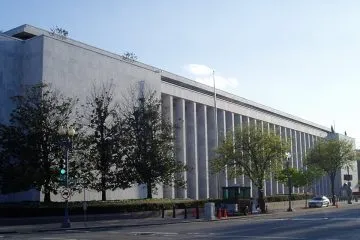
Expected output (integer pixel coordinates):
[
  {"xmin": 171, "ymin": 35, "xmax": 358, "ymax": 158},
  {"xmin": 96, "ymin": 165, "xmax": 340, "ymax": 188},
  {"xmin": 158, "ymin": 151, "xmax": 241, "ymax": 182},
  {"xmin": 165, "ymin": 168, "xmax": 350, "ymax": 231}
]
[
  {"xmin": 0, "ymin": 200, "xmax": 358, "ymax": 234},
  {"xmin": 0, "ymin": 216, "xmax": 202, "ymax": 234}
]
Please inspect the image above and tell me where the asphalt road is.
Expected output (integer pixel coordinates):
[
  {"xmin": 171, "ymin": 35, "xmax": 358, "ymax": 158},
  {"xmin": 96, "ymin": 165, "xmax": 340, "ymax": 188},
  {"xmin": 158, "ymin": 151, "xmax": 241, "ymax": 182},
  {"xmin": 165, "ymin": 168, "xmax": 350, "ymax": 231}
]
[{"xmin": 2, "ymin": 206, "xmax": 360, "ymax": 240}]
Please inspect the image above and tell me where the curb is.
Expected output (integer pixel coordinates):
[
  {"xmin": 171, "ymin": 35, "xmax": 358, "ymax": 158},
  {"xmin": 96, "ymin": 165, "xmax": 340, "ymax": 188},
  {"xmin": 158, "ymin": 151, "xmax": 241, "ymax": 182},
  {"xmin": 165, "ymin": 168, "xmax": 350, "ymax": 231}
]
[{"xmin": 0, "ymin": 219, "xmax": 202, "ymax": 235}]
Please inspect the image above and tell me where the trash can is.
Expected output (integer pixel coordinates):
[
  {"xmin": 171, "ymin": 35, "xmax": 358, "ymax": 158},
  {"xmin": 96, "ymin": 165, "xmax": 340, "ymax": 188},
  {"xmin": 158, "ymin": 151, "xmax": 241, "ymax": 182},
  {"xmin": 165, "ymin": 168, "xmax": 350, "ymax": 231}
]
[{"xmin": 204, "ymin": 202, "xmax": 216, "ymax": 220}]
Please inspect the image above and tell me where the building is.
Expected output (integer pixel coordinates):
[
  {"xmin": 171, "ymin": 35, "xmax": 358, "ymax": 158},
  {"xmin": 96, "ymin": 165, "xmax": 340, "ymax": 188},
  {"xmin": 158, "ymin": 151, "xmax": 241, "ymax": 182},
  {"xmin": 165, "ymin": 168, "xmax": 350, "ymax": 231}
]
[{"xmin": 0, "ymin": 24, "xmax": 357, "ymax": 202}]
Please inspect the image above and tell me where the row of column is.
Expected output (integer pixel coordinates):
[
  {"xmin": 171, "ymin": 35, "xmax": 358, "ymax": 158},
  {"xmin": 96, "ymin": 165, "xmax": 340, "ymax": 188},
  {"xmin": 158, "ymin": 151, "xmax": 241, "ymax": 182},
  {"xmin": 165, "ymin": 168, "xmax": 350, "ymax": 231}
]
[{"xmin": 162, "ymin": 94, "xmax": 330, "ymax": 200}]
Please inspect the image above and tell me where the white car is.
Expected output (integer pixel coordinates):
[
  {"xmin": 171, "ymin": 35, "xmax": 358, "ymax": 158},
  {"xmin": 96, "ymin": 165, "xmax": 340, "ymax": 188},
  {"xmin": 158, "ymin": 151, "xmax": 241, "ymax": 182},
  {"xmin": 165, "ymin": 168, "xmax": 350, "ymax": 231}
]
[{"xmin": 308, "ymin": 196, "xmax": 330, "ymax": 208}]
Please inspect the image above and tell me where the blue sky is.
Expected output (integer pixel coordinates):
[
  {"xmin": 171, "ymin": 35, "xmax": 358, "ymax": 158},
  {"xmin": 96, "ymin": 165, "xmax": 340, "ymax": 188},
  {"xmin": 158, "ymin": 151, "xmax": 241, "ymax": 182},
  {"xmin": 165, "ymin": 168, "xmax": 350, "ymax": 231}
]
[{"xmin": 1, "ymin": 0, "xmax": 359, "ymax": 146}]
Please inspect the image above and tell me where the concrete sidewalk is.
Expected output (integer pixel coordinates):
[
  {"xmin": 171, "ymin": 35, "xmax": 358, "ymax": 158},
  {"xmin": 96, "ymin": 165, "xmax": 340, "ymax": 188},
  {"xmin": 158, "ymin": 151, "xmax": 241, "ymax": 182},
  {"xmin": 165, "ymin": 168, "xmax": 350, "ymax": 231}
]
[{"xmin": 0, "ymin": 199, "xmax": 357, "ymax": 234}]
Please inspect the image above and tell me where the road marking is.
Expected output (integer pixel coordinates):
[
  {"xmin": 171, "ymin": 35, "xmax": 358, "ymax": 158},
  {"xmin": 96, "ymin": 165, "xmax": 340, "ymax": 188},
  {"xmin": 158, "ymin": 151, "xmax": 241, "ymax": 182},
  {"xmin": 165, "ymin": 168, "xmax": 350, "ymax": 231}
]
[
  {"xmin": 41, "ymin": 238, "xmax": 77, "ymax": 240},
  {"xmin": 130, "ymin": 231, "xmax": 178, "ymax": 236},
  {"xmin": 213, "ymin": 236, "xmax": 304, "ymax": 239}
]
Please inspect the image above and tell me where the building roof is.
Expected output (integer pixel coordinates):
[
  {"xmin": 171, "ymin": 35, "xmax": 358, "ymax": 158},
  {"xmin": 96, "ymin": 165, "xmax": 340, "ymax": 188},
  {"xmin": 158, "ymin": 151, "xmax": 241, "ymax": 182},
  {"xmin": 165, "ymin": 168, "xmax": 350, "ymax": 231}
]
[{"xmin": 4, "ymin": 24, "xmax": 331, "ymax": 133}]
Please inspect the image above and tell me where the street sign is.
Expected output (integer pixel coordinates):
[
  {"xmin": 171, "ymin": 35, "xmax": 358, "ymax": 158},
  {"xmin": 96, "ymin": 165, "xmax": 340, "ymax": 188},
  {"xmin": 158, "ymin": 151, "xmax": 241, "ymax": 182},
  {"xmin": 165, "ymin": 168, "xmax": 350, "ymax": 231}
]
[
  {"xmin": 344, "ymin": 174, "xmax": 353, "ymax": 181},
  {"xmin": 61, "ymin": 188, "xmax": 71, "ymax": 200}
]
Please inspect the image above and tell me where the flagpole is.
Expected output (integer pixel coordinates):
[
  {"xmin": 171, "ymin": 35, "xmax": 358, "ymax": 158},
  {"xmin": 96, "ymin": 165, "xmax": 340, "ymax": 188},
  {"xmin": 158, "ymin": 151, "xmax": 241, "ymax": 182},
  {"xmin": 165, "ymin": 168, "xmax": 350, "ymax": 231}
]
[{"xmin": 213, "ymin": 70, "xmax": 220, "ymax": 199}]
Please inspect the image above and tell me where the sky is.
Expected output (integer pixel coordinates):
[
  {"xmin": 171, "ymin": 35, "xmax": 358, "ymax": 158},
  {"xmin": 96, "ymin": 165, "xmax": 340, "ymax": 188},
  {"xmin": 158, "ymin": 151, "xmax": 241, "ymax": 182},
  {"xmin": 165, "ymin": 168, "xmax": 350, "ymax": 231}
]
[{"xmin": 1, "ymin": 0, "xmax": 360, "ymax": 146}]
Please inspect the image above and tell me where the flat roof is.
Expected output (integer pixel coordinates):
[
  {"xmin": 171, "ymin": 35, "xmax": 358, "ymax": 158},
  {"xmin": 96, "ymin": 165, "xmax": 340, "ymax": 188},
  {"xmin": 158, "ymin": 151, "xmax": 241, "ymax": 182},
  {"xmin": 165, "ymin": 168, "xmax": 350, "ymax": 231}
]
[{"xmin": 4, "ymin": 24, "xmax": 331, "ymax": 133}]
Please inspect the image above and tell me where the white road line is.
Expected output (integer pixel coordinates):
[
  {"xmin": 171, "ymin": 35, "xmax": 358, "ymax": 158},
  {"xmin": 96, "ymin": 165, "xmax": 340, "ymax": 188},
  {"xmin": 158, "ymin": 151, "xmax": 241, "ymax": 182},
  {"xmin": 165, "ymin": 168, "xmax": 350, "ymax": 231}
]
[
  {"xmin": 130, "ymin": 231, "xmax": 178, "ymax": 235},
  {"xmin": 41, "ymin": 238, "xmax": 77, "ymax": 240},
  {"xmin": 213, "ymin": 236, "xmax": 305, "ymax": 239}
]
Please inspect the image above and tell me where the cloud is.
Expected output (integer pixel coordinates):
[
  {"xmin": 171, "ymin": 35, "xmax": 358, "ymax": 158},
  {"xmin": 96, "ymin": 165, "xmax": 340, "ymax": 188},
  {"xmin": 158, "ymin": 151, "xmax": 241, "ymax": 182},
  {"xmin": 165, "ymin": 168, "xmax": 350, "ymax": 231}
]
[{"xmin": 184, "ymin": 64, "xmax": 239, "ymax": 92}]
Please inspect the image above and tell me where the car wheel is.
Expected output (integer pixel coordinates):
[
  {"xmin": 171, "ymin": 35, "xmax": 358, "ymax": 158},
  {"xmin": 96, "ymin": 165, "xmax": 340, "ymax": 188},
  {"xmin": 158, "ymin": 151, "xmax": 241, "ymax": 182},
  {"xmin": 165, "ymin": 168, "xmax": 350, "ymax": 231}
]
[{"xmin": 326, "ymin": 202, "xmax": 329, "ymax": 207}]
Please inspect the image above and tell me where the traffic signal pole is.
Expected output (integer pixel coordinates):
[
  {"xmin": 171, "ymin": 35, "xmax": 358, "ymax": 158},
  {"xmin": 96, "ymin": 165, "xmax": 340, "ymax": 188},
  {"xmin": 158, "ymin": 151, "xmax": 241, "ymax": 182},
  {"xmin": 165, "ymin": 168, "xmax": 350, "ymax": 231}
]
[{"xmin": 61, "ymin": 137, "xmax": 71, "ymax": 228}]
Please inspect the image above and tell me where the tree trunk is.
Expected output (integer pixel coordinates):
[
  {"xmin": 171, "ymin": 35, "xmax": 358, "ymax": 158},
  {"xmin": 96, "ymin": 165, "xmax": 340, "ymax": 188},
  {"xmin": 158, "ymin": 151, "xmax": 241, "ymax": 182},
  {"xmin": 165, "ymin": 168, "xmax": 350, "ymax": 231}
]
[
  {"xmin": 305, "ymin": 189, "xmax": 308, "ymax": 208},
  {"xmin": 258, "ymin": 188, "xmax": 265, "ymax": 213},
  {"xmin": 330, "ymin": 173, "xmax": 336, "ymax": 206},
  {"xmin": 102, "ymin": 190, "xmax": 106, "ymax": 201},
  {"xmin": 44, "ymin": 189, "xmax": 51, "ymax": 203},
  {"xmin": 147, "ymin": 182, "xmax": 152, "ymax": 199},
  {"xmin": 101, "ymin": 173, "xmax": 106, "ymax": 201}
]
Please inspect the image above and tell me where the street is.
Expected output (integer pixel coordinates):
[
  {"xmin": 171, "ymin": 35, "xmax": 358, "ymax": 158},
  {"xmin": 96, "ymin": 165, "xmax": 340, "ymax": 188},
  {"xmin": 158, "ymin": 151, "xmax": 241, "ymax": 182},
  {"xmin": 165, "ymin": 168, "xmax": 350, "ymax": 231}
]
[{"xmin": 2, "ymin": 206, "xmax": 360, "ymax": 240}]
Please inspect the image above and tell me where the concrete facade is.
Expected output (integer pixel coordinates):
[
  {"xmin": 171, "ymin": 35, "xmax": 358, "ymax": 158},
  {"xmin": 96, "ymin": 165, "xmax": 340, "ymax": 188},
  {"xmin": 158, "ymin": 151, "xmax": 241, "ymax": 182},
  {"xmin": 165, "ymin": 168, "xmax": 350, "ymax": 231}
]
[{"xmin": 0, "ymin": 24, "xmax": 357, "ymax": 202}]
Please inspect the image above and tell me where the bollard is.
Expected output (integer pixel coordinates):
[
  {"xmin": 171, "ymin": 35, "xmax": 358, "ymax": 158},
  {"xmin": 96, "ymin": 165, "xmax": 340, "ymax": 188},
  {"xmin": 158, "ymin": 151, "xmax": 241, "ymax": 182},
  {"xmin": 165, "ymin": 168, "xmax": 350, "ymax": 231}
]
[
  {"xmin": 172, "ymin": 205, "xmax": 176, "ymax": 218},
  {"xmin": 161, "ymin": 205, "xmax": 165, "ymax": 218},
  {"xmin": 196, "ymin": 204, "xmax": 200, "ymax": 219},
  {"xmin": 184, "ymin": 205, "xmax": 187, "ymax": 219},
  {"xmin": 217, "ymin": 208, "xmax": 222, "ymax": 219}
]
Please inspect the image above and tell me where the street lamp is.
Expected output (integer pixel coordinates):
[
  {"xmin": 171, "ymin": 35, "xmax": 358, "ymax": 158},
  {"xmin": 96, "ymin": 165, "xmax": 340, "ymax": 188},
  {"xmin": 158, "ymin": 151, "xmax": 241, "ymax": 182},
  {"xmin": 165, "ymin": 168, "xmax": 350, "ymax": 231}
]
[
  {"xmin": 285, "ymin": 152, "xmax": 293, "ymax": 212},
  {"xmin": 58, "ymin": 126, "xmax": 75, "ymax": 228}
]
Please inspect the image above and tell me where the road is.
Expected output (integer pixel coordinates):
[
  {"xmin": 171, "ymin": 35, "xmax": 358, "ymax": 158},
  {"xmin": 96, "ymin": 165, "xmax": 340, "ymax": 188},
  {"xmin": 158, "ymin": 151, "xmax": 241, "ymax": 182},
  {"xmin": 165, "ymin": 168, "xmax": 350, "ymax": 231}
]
[{"xmin": 2, "ymin": 206, "xmax": 360, "ymax": 240}]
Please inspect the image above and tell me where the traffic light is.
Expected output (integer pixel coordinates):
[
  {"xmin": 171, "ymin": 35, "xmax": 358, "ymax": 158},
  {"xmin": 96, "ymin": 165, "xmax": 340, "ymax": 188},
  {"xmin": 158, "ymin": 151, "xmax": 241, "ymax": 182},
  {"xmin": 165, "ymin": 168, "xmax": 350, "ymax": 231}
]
[{"xmin": 59, "ymin": 162, "xmax": 66, "ymax": 186}]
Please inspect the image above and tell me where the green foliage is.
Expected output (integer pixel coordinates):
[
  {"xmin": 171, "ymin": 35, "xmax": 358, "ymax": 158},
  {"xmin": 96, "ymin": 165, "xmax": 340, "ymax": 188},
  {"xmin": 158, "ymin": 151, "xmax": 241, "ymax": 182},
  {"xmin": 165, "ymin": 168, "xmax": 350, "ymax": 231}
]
[
  {"xmin": 306, "ymin": 138, "xmax": 355, "ymax": 176},
  {"xmin": 211, "ymin": 125, "xmax": 289, "ymax": 213},
  {"xmin": 305, "ymin": 137, "xmax": 356, "ymax": 203},
  {"xmin": 76, "ymin": 82, "xmax": 131, "ymax": 200},
  {"xmin": 212, "ymin": 125, "xmax": 289, "ymax": 188},
  {"xmin": 0, "ymin": 84, "xmax": 75, "ymax": 202},
  {"xmin": 275, "ymin": 166, "xmax": 323, "ymax": 189},
  {"xmin": 121, "ymin": 89, "xmax": 186, "ymax": 198}
]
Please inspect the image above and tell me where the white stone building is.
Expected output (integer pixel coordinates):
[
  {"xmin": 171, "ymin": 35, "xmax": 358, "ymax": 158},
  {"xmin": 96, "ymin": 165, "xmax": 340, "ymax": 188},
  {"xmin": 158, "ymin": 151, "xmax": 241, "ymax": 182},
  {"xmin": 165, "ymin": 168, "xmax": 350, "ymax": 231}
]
[{"xmin": 0, "ymin": 25, "xmax": 357, "ymax": 202}]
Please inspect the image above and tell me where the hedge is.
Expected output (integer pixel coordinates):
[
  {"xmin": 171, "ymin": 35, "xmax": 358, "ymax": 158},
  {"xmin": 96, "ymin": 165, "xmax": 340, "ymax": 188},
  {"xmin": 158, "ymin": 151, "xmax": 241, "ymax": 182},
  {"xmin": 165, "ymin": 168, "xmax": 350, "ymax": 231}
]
[{"xmin": 0, "ymin": 194, "xmax": 312, "ymax": 217}]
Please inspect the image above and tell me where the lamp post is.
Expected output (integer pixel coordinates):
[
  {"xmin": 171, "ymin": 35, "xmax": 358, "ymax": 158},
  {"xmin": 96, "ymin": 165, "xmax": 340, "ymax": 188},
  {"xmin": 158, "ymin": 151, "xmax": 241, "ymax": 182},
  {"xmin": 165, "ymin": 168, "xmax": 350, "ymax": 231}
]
[
  {"xmin": 58, "ymin": 126, "xmax": 76, "ymax": 228},
  {"xmin": 346, "ymin": 166, "xmax": 352, "ymax": 204},
  {"xmin": 285, "ymin": 152, "xmax": 293, "ymax": 212}
]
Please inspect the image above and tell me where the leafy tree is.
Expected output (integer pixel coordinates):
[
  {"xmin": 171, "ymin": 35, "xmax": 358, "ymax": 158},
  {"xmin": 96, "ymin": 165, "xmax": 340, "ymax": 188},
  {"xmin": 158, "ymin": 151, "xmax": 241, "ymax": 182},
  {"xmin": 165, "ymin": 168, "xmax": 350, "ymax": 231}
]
[
  {"xmin": 0, "ymin": 84, "xmax": 75, "ymax": 202},
  {"xmin": 275, "ymin": 166, "xmax": 323, "ymax": 207},
  {"xmin": 211, "ymin": 125, "xmax": 289, "ymax": 213},
  {"xmin": 78, "ymin": 82, "xmax": 131, "ymax": 201},
  {"xmin": 122, "ymin": 52, "xmax": 138, "ymax": 62},
  {"xmin": 306, "ymin": 138, "xmax": 356, "ymax": 205},
  {"xmin": 121, "ymin": 87, "xmax": 186, "ymax": 199}
]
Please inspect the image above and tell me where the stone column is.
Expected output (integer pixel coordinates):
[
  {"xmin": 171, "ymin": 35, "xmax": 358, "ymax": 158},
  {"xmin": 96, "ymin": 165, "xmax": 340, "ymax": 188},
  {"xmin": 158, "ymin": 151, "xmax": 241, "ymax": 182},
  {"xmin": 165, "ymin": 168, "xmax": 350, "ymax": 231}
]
[
  {"xmin": 234, "ymin": 114, "xmax": 244, "ymax": 186},
  {"xmin": 271, "ymin": 124, "xmax": 279, "ymax": 195},
  {"xmin": 161, "ymin": 94, "xmax": 175, "ymax": 199},
  {"xmin": 293, "ymin": 130, "xmax": 299, "ymax": 193},
  {"xmin": 259, "ymin": 120, "xmax": 267, "ymax": 196},
  {"xmin": 207, "ymin": 106, "xmax": 218, "ymax": 199},
  {"xmin": 277, "ymin": 125, "xmax": 283, "ymax": 194},
  {"xmin": 197, "ymin": 104, "xmax": 209, "ymax": 199},
  {"xmin": 250, "ymin": 118, "xmax": 256, "ymax": 198},
  {"xmin": 266, "ymin": 122, "xmax": 273, "ymax": 196},
  {"xmin": 218, "ymin": 109, "xmax": 228, "ymax": 190},
  {"xmin": 226, "ymin": 111, "xmax": 236, "ymax": 186},
  {"xmin": 174, "ymin": 98, "xmax": 187, "ymax": 199},
  {"xmin": 186, "ymin": 101, "xmax": 198, "ymax": 199},
  {"xmin": 242, "ymin": 116, "xmax": 251, "ymax": 197}
]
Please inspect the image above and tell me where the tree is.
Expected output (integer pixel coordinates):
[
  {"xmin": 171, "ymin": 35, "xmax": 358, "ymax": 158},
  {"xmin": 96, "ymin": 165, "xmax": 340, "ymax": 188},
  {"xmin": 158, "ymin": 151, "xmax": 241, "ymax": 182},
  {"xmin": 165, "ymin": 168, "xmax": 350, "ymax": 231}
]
[
  {"xmin": 78, "ymin": 82, "xmax": 131, "ymax": 201},
  {"xmin": 49, "ymin": 26, "xmax": 68, "ymax": 39},
  {"xmin": 305, "ymin": 138, "xmax": 356, "ymax": 205},
  {"xmin": 211, "ymin": 125, "xmax": 289, "ymax": 213},
  {"xmin": 275, "ymin": 166, "xmax": 323, "ymax": 208},
  {"xmin": 0, "ymin": 84, "xmax": 75, "ymax": 202},
  {"xmin": 121, "ymin": 87, "xmax": 186, "ymax": 198},
  {"xmin": 122, "ymin": 52, "xmax": 137, "ymax": 62}
]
